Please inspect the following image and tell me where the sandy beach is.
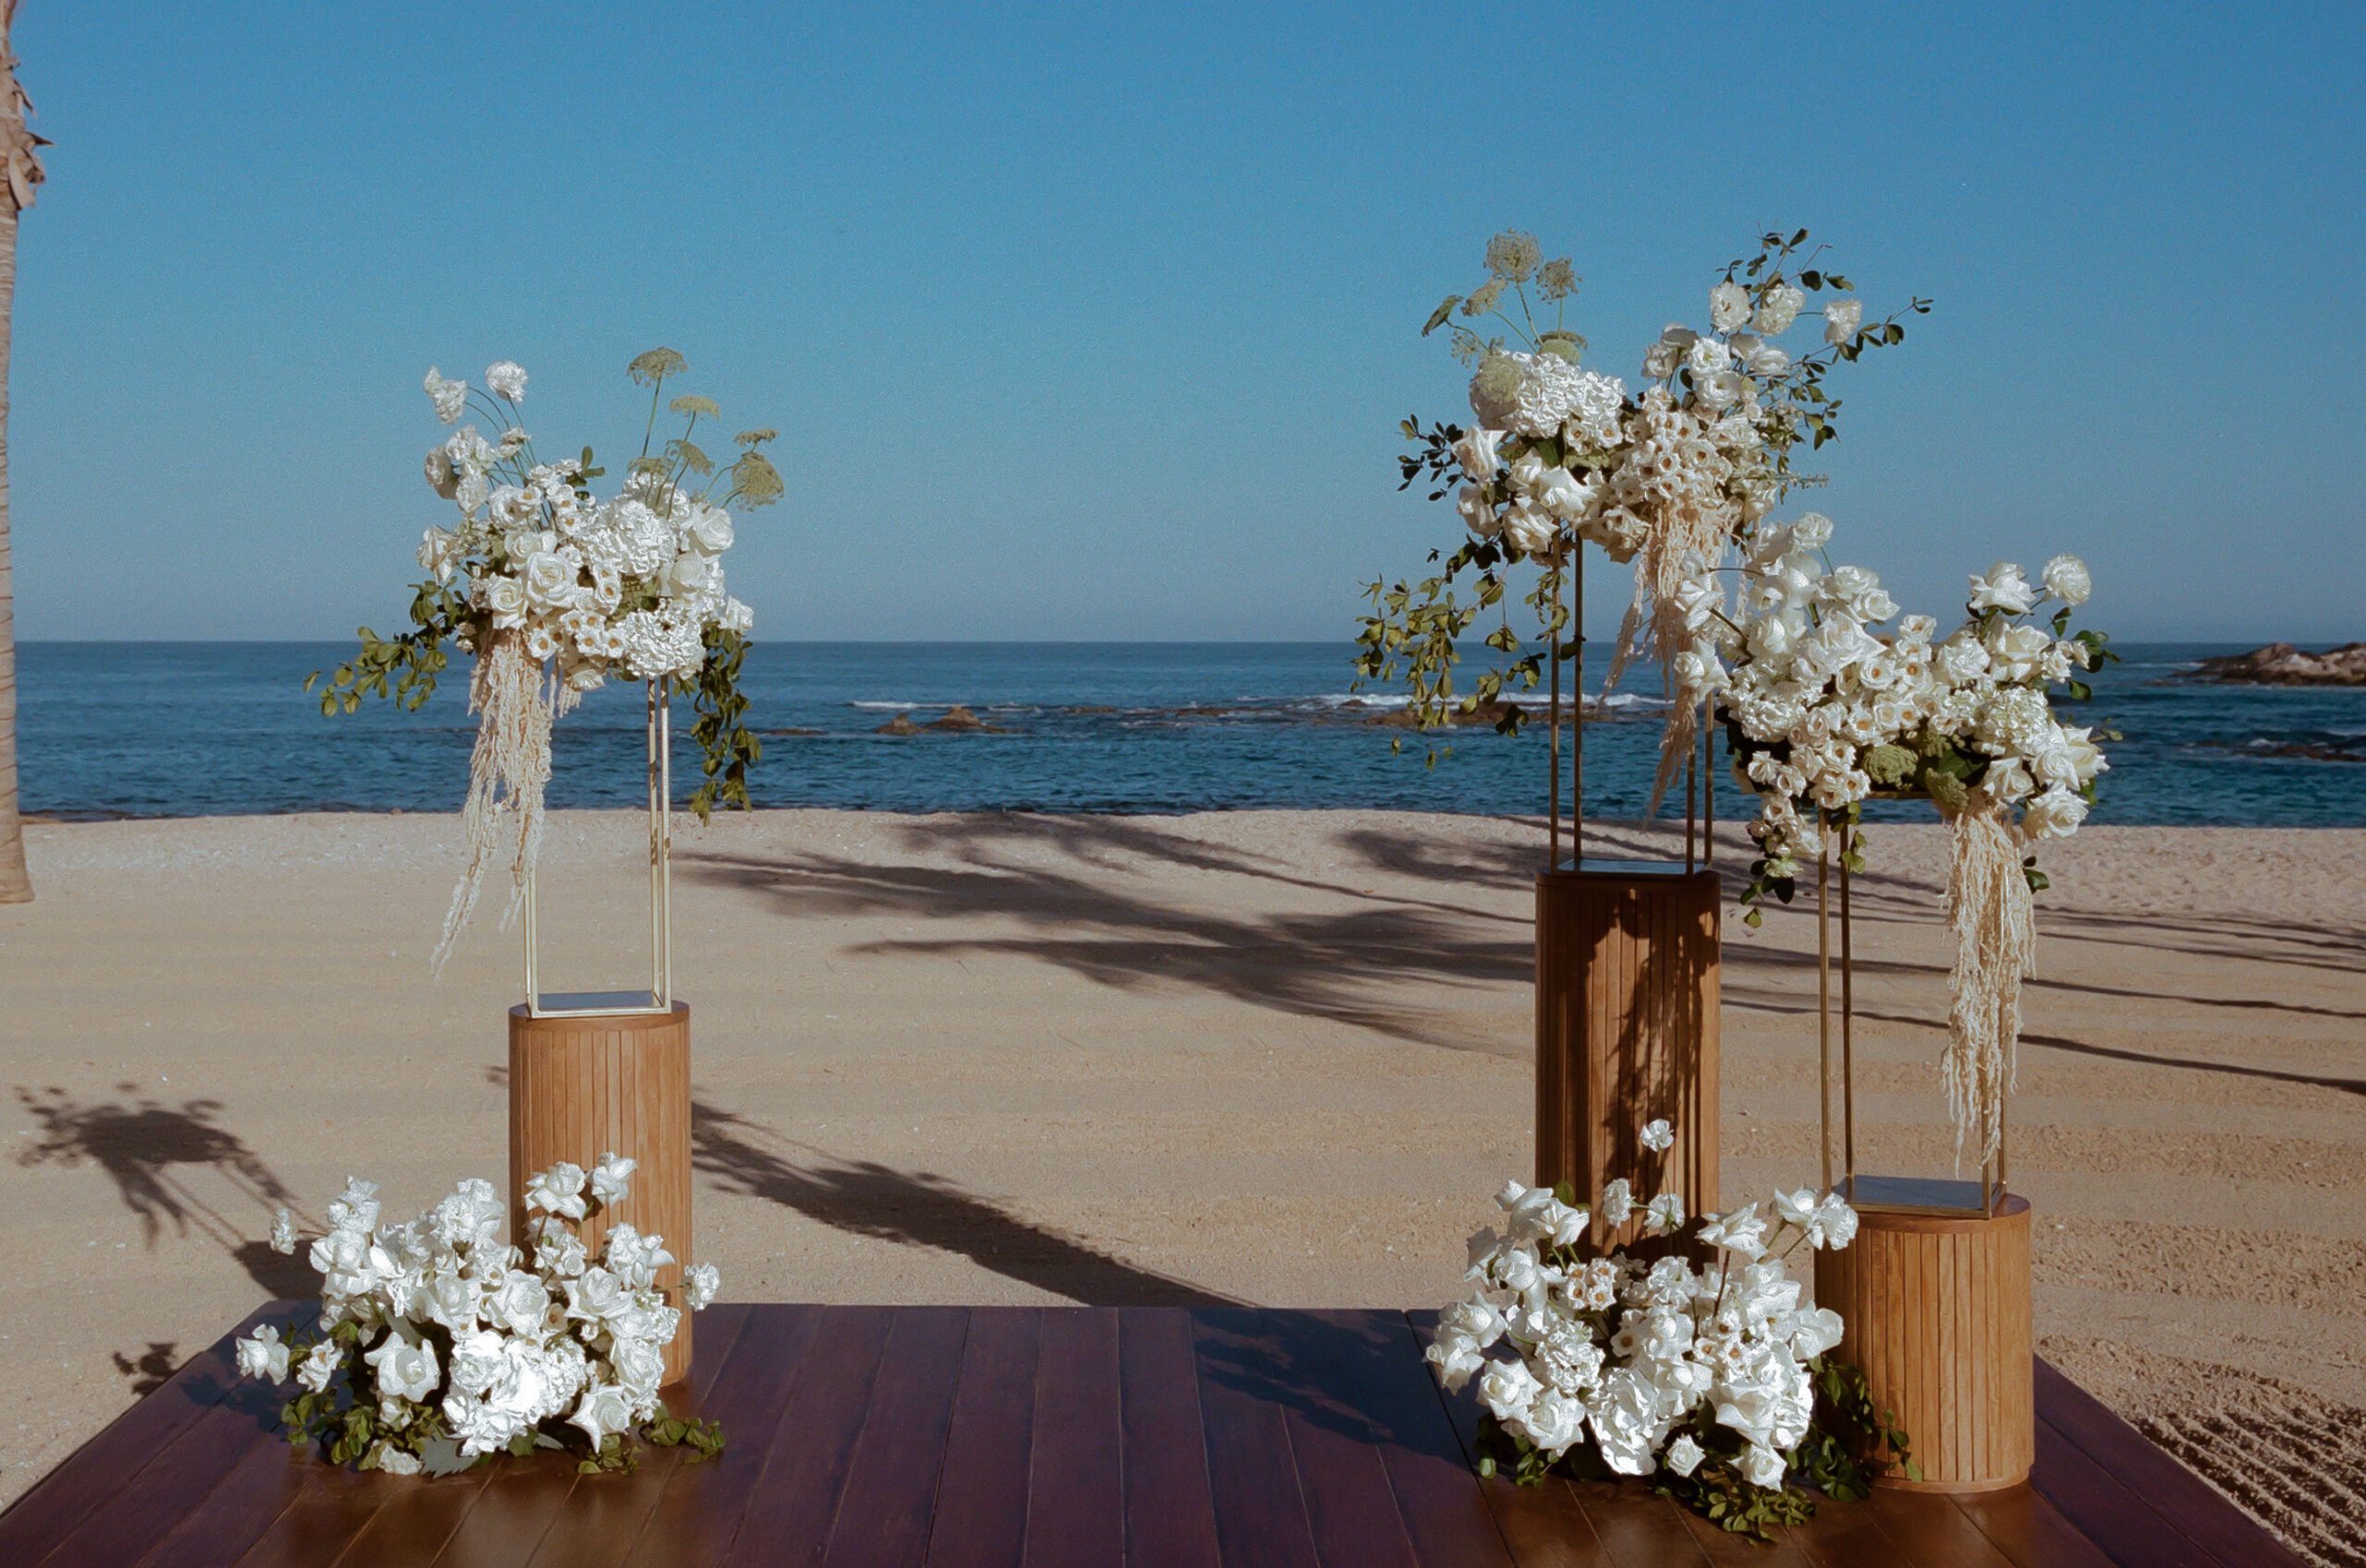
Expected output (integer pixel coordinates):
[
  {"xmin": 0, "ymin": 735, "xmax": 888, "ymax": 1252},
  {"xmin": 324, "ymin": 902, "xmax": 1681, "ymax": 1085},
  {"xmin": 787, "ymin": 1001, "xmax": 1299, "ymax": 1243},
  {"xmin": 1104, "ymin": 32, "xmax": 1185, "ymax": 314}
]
[{"xmin": 1, "ymin": 809, "xmax": 2359, "ymax": 1562}]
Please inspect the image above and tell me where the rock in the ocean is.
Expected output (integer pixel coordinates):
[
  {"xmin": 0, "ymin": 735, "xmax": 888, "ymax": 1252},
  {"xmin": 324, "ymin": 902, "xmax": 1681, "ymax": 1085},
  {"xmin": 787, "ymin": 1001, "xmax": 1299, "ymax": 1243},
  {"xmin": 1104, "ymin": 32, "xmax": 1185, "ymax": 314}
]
[
  {"xmin": 2185, "ymin": 642, "xmax": 2366, "ymax": 686},
  {"xmin": 873, "ymin": 713, "xmax": 922, "ymax": 735},
  {"xmin": 927, "ymin": 704, "xmax": 1008, "ymax": 733}
]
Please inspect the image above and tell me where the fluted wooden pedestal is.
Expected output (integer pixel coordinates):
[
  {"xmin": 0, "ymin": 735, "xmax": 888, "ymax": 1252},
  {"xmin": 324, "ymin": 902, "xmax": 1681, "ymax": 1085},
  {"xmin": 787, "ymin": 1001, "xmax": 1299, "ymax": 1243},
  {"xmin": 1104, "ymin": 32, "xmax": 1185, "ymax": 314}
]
[
  {"xmin": 1815, "ymin": 1194, "xmax": 2033, "ymax": 1492},
  {"xmin": 1534, "ymin": 863, "xmax": 1720, "ymax": 1246},
  {"xmin": 507, "ymin": 1003, "xmax": 693, "ymax": 1386}
]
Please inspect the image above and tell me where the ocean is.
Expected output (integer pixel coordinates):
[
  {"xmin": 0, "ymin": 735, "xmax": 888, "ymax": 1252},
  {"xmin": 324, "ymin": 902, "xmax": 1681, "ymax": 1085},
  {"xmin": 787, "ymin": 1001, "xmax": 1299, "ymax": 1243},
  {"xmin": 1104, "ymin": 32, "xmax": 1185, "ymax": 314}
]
[{"xmin": 13, "ymin": 641, "xmax": 2363, "ymax": 826}]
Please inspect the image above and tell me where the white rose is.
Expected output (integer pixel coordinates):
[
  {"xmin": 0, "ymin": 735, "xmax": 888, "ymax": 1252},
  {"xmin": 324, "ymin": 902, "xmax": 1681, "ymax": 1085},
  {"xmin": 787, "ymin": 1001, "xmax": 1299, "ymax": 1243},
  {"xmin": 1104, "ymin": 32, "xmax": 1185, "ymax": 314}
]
[
  {"xmin": 525, "ymin": 1161, "xmax": 590, "ymax": 1220},
  {"xmin": 1710, "ymin": 281, "xmax": 1752, "ymax": 334},
  {"xmin": 685, "ymin": 505, "xmax": 735, "ymax": 557},
  {"xmin": 1969, "ymin": 562, "xmax": 2037, "ymax": 615},
  {"xmin": 1426, "ymin": 1332, "xmax": 1485, "ymax": 1390},
  {"xmin": 1502, "ymin": 503, "xmax": 1558, "ymax": 560},
  {"xmin": 1457, "ymin": 485, "xmax": 1501, "ymax": 541},
  {"xmin": 1599, "ymin": 1177, "xmax": 1634, "ymax": 1227},
  {"xmin": 569, "ymin": 1380, "xmax": 637, "ymax": 1452},
  {"xmin": 1478, "ymin": 1359, "xmax": 1543, "ymax": 1422},
  {"xmin": 1665, "ymin": 1435, "xmax": 1704, "ymax": 1477},
  {"xmin": 417, "ymin": 527, "xmax": 460, "ymax": 585},
  {"xmin": 1685, "ymin": 335, "xmax": 1731, "ymax": 379},
  {"xmin": 1534, "ymin": 466, "xmax": 1595, "ymax": 523},
  {"xmin": 565, "ymin": 1267, "xmax": 631, "ymax": 1324},
  {"xmin": 424, "ymin": 445, "xmax": 459, "ymax": 499},
  {"xmin": 1752, "ymin": 284, "xmax": 1805, "ymax": 335},
  {"xmin": 1451, "ymin": 426, "xmax": 1501, "ymax": 480},
  {"xmin": 1740, "ymin": 1442, "xmax": 1787, "ymax": 1489},
  {"xmin": 2021, "ymin": 786, "xmax": 2090, "ymax": 841},
  {"xmin": 522, "ymin": 550, "xmax": 578, "ymax": 610},
  {"xmin": 1787, "ymin": 1306, "xmax": 1845, "ymax": 1359},
  {"xmin": 1639, "ymin": 1118, "xmax": 1675, "ymax": 1153},
  {"xmin": 2043, "ymin": 553, "xmax": 2092, "ymax": 607},
  {"xmin": 372, "ymin": 1444, "xmax": 423, "ymax": 1476},
  {"xmin": 236, "ymin": 1325, "xmax": 291, "ymax": 1382},
  {"xmin": 1985, "ymin": 622, "xmax": 2053, "ymax": 682},
  {"xmin": 1823, "ymin": 298, "xmax": 1863, "ymax": 345},
  {"xmin": 490, "ymin": 1272, "xmax": 553, "ymax": 1339},
  {"xmin": 721, "ymin": 597, "xmax": 754, "ymax": 635},
  {"xmin": 1693, "ymin": 370, "xmax": 1748, "ymax": 411},
  {"xmin": 1519, "ymin": 1390, "xmax": 1587, "ymax": 1457},
  {"xmin": 1730, "ymin": 333, "xmax": 1790, "ymax": 376},
  {"xmin": 589, "ymin": 1151, "xmax": 638, "ymax": 1207},
  {"xmin": 682, "ymin": 1261, "xmax": 722, "ymax": 1312},
  {"xmin": 1643, "ymin": 1192, "xmax": 1687, "ymax": 1236},
  {"xmin": 365, "ymin": 1323, "xmax": 441, "ymax": 1404},
  {"xmin": 484, "ymin": 360, "xmax": 528, "ymax": 401},
  {"xmin": 1788, "ymin": 512, "xmax": 1833, "ymax": 550},
  {"xmin": 297, "ymin": 1340, "xmax": 341, "ymax": 1394}
]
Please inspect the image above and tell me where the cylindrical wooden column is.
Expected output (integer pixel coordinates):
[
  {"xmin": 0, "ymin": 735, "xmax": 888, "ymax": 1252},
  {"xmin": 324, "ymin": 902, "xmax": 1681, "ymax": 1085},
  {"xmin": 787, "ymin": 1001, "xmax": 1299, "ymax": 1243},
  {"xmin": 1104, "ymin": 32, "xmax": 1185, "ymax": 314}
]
[
  {"xmin": 1814, "ymin": 1195, "xmax": 2033, "ymax": 1491},
  {"xmin": 508, "ymin": 1003, "xmax": 694, "ymax": 1386},
  {"xmin": 1535, "ymin": 866, "xmax": 1720, "ymax": 1247}
]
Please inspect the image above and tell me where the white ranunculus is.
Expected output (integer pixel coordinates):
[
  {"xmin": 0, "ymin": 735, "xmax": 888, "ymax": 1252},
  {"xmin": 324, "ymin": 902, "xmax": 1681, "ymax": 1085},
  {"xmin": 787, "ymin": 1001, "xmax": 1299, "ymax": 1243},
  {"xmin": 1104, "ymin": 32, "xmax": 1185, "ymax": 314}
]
[
  {"xmin": 484, "ymin": 360, "xmax": 528, "ymax": 401},
  {"xmin": 2022, "ymin": 785, "xmax": 2090, "ymax": 840},
  {"xmin": 1710, "ymin": 282, "xmax": 1752, "ymax": 334},
  {"xmin": 1685, "ymin": 335, "xmax": 1731, "ymax": 379},
  {"xmin": 365, "ymin": 1322, "xmax": 441, "ymax": 1404},
  {"xmin": 237, "ymin": 1325, "xmax": 291, "ymax": 1382},
  {"xmin": 1968, "ymin": 562, "xmax": 2037, "ymax": 615},
  {"xmin": 423, "ymin": 367, "xmax": 468, "ymax": 424},
  {"xmin": 2043, "ymin": 553, "xmax": 2092, "ymax": 607},
  {"xmin": 1823, "ymin": 298, "xmax": 1863, "ymax": 345}
]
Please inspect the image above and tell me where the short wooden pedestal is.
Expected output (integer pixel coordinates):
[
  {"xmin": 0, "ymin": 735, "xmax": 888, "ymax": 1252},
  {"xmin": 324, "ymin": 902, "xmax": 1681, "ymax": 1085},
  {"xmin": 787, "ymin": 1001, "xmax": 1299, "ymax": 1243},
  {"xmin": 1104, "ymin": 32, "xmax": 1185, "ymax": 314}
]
[
  {"xmin": 507, "ymin": 1002, "xmax": 694, "ymax": 1386},
  {"xmin": 1814, "ymin": 1194, "xmax": 2033, "ymax": 1491},
  {"xmin": 1534, "ymin": 862, "xmax": 1720, "ymax": 1246}
]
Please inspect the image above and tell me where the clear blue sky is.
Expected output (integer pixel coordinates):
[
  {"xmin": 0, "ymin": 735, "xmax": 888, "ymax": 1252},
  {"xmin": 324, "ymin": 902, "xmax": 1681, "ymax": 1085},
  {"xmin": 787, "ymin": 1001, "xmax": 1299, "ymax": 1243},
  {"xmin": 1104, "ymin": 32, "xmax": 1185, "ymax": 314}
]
[{"xmin": 10, "ymin": 2, "xmax": 2361, "ymax": 643}]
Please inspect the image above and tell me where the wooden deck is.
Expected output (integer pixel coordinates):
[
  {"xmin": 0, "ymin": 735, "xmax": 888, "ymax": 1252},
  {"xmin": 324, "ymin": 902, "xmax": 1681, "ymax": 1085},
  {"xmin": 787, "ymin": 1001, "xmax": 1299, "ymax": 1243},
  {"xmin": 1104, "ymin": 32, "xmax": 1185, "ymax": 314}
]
[{"xmin": 0, "ymin": 1304, "xmax": 2303, "ymax": 1567}]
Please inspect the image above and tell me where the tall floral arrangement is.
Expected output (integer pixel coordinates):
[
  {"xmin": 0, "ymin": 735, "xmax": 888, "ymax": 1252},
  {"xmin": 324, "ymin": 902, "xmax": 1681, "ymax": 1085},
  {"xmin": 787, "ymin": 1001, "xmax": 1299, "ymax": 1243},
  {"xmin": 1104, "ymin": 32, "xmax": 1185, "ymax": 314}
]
[
  {"xmin": 238, "ymin": 1158, "xmax": 723, "ymax": 1476},
  {"xmin": 308, "ymin": 351, "xmax": 781, "ymax": 971},
  {"xmin": 1666, "ymin": 513, "xmax": 2113, "ymax": 1161},
  {"xmin": 1357, "ymin": 229, "xmax": 1927, "ymax": 803},
  {"xmin": 1429, "ymin": 1123, "xmax": 1914, "ymax": 1542}
]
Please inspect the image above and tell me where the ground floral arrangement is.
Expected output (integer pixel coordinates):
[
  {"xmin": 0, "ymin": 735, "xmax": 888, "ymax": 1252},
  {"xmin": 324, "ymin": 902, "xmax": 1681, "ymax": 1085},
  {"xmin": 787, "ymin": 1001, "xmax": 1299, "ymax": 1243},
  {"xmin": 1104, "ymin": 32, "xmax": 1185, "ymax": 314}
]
[
  {"xmin": 306, "ymin": 350, "xmax": 781, "ymax": 969},
  {"xmin": 1356, "ymin": 226, "xmax": 1928, "ymax": 798},
  {"xmin": 1429, "ymin": 1124, "xmax": 1914, "ymax": 1542},
  {"xmin": 236, "ymin": 1157, "xmax": 722, "ymax": 1476},
  {"xmin": 1663, "ymin": 513, "xmax": 2114, "ymax": 1161}
]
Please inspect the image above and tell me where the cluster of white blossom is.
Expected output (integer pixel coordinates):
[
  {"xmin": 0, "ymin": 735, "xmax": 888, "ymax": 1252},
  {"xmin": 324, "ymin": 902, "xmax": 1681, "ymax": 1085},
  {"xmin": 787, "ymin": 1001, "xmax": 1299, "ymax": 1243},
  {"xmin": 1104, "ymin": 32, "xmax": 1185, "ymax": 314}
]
[
  {"xmin": 1428, "ymin": 1123, "xmax": 1858, "ymax": 1490},
  {"xmin": 237, "ymin": 1158, "xmax": 721, "ymax": 1473},
  {"xmin": 1666, "ymin": 514, "xmax": 2107, "ymax": 874},
  {"xmin": 415, "ymin": 363, "xmax": 750, "ymax": 690},
  {"xmin": 1450, "ymin": 283, "xmax": 1863, "ymax": 566}
]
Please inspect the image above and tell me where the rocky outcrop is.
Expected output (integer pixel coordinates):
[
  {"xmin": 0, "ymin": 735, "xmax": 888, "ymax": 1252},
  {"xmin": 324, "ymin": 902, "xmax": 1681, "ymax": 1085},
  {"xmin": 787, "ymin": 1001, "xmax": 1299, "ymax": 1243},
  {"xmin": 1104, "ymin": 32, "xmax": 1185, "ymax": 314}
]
[
  {"xmin": 2186, "ymin": 642, "xmax": 2366, "ymax": 686},
  {"xmin": 874, "ymin": 705, "xmax": 1010, "ymax": 735}
]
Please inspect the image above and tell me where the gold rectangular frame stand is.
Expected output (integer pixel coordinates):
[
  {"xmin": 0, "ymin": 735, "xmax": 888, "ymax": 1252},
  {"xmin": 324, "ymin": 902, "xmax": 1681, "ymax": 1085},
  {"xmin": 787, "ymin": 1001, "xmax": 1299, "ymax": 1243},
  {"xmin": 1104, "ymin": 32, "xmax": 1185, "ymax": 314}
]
[
  {"xmin": 521, "ymin": 677, "xmax": 674, "ymax": 1019},
  {"xmin": 1816, "ymin": 823, "xmax": 2006, "ymax": 1218}
]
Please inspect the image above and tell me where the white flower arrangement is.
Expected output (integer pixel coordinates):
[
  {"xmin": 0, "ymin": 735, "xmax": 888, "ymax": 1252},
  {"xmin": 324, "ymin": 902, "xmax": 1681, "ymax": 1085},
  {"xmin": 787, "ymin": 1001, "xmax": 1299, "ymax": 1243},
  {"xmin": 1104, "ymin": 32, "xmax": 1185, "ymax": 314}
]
[
  {"xmin": 1430, "ymin": 1128, "xmax": 1915, "ymax": 1541},
  {"xmin": 1668, "ymin": 514, "xmax": 2114, "ymax": 1164},
  {"xmin": 1360, "ymin": 228, "xmax": 1930, "ymax": 803},
  {"xmin": 310, "ymin": 350, "xmax": 784, "ymax": 969},
  {"xmin": 238, "ymin": 1158, "xmax": 724, "ymax": 1476}
]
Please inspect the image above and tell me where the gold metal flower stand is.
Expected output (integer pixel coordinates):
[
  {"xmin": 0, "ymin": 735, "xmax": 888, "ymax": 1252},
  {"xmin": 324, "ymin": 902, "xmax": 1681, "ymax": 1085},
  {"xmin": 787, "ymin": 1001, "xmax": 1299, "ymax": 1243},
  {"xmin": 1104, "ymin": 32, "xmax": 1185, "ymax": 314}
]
[
  {"xmin": 504, "ymin": 679, "xmax": 694, "ymax": 1386},
  {"xmin": 1805, "ymin": 831, "xmax": 2033, "ymax": 1490},
  {"xmin": 1531, "ymin": 567, "xmax": 1721, "ymax": 1245}
]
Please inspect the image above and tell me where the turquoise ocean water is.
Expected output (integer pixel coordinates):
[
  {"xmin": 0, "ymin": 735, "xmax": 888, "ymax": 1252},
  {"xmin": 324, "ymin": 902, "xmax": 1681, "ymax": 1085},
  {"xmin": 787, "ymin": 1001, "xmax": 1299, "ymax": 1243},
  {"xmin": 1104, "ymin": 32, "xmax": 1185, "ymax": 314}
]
[{"xmin": 14, "ymin": 641, "xmax": 2363, "ymax": 825}]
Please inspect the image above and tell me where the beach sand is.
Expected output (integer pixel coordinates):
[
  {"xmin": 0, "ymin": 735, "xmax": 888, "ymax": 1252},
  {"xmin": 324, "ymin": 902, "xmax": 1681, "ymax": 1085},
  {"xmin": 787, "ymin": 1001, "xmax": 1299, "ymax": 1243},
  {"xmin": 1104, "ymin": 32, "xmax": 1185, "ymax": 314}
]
[{"xmin": 2, "ymin": 810, "xmax": 2360, "ymax": 1562}]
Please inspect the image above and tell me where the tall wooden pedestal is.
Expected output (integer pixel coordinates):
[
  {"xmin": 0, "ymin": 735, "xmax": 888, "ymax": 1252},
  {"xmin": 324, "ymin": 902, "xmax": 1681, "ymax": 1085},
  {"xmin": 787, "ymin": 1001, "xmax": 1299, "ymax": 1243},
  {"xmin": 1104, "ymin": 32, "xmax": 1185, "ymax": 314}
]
[
  {"xmin": 1814, "ymin": 1194, "xmax": 2033, "ymax": 1491},
  {"xmin": 1534, "ymin": 863, "xmax": 1720, "ymax": 1246},
  {"xmin": 507, "ymin": 1003, "xmax": 694, "ymax": 1386}
]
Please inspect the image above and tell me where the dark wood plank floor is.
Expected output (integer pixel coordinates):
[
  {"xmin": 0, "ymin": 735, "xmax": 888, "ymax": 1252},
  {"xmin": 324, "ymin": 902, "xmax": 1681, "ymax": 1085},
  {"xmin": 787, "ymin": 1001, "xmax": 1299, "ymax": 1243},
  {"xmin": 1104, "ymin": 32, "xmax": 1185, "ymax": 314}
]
[{"xmin": 0, "ymin": 1305, "xmax": 2303, "ymax": 1567}]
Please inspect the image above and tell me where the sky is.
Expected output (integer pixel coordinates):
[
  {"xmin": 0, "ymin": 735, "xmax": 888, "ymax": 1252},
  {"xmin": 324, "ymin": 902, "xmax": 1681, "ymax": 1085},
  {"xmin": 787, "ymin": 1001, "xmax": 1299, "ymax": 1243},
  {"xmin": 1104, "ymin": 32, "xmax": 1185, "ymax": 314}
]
[{"xmin": 8, "ymin": 1, "xmax": 2361, "ymax": 644}]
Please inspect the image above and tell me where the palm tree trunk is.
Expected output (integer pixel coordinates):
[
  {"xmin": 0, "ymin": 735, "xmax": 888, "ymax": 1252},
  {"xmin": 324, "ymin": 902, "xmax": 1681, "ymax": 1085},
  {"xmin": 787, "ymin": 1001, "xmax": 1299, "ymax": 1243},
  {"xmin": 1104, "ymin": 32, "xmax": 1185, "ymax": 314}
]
[{"xmin": 0, "ymin": 0, "xmax": 40, "ymax": 905}]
